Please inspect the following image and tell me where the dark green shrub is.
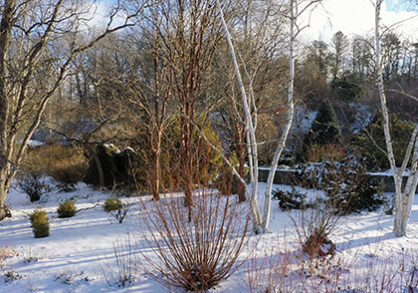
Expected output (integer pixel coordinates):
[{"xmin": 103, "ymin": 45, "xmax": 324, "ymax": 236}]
[
  {"xmin": 354, "ymin": 113, "xmax": 415, "ymax": 170},
  {"xmin": 104, "ymin": 197, "xmax": 123, "ymax": 212},
  {"xmin": 296, "ymin": 156, "xmax": 384, "ymax": 214},
  {"xmin": 302, "ymin": 102, "xmax": 343, "ymax": 162},
  {"xmin": 84, "ymin": 144, "xmax": 135, "ymax": 189},
  {"xmin": 30, "ymin": 209, "xmax": 49, "ymax": 238},
  {"xmin": 310, "ymin": 102, "xmax": 342, "ymax": 146},
  {"xmin": 272, "ymin": 189, "xmax": 307, "ymax": 211},
  {"xmin": 57, "ymin": 199, "xmax": 76, "ymax": 218}
]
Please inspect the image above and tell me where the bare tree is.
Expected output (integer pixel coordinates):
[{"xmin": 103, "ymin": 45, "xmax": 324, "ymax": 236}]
[
  {"xmin": 0, "ymin": 0, "xmax": 148, "ymax": 220},
  {"xmin": 215, "ymin": 0, "xmax": 322, "ymax": 233},
  {"xmin": 374, "ymin": 0, "xmax": 418, "ymax": 237},
  {"xmin": 145, "ymin": 0, "xmax": 225, "ymax": 219},
  {"xmin": 209, "ymin": 0, "xmax": 288, "ymax": 203},
  {"xmin": 124, "ymin": 26, "xmax": 173, "ymax": 201}
]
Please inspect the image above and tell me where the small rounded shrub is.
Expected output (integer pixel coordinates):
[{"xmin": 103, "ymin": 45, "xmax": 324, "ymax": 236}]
[
  {"xmin": 104, "ymin": 197, "xmax": 123, "ymax": 212},
  {"xmin": 57, "ymin": 199, "xmax": 76, "ymax": 218},
  {"xmin": 30, "ymin": 209, "xmax": 49, "ymax": 238},
  {"xmin": 29, "ymin": 209, "xmax": 48, "ymax": 225}
]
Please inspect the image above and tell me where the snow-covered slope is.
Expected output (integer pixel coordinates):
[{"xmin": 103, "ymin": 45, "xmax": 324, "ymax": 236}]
[{"xmin": 0, "ymin": 182, "xmax": 416, "ymax": 292}]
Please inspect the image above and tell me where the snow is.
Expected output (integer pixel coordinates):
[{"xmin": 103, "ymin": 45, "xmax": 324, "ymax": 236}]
[
  {"xmin": 22, "ymin": 140, "xmax": 45, "ymax": 147},
  {"xmin": 368, "ymin": 169, "xmax": 411, "ymax": 177},
  {"xmin": 0, "ymin": 181, "xmax": 417, "ymax": 292}
]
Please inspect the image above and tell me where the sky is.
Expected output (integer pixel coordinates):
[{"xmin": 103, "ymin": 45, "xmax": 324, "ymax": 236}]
[
  {"xmin": 299, "ymin": 0, "xmax": 418, "ymax": 42},
  {"xmin": 91, "ymin": 0, "xmax": 417, "ymax": 43}
]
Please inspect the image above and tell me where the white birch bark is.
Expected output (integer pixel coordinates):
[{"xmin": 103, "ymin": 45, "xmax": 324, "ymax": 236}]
[
  {"xmin": 216, "ymin": 0, "xmax": 319, "ymax": 233},
  {"xmin": 261, "ymin": 0, "xmax": 295, "ymax": 232},
  {"xmin": 374, "ymin": 0, "xmax": 418, "ymax": 237},
  {"xmin": 216, "ymin": 0, "xmax": 262, "ymax": 232}
]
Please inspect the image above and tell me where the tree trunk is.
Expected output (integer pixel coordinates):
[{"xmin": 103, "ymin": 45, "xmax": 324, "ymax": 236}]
[
  {"xmin": 0, "ymin": 0, "xmax": 16, "ymax": 221},
  {"xmin": 151, "ymin": 131, "xmax": 162, "ymax": 201},
  {"xmin": 237, "ymin": 138, "xmax": 247, "ymax": 202},
  {"xmin": 181, "ymin": 111, "xmax": 194, "ymax": 222},
  {"xmin": 374, "ymin": 0, "xmax": 418, "ymax": 237},
  {"xmin": 261, "ymin": 0, "xmax": 295, "ymax": 233},
  {"xmin": 0, "ymin": 176, "xmax": 11, "ymax": 220},
  {"xmin": 216, "ymin": 0, "xmax": 262, "ymax": 232}
]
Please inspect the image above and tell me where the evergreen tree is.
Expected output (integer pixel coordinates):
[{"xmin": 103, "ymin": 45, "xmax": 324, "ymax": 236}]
[
  {"xmin": 301, "ymin": 102, "xmax": 343, "ymax": 162},
  {"xmin": 309, "ymin": 102, "xmax": 343, "ymax": 146}
]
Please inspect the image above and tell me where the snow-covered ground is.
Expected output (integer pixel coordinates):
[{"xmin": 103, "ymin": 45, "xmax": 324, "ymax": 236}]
[{"xmin": 0, "ymin": 181, "xmax": 417, "ymax": 292}]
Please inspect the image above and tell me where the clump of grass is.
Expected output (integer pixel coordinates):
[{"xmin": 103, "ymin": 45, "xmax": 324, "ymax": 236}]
[
  {"xmin": 0, "ymin": 245, "xmax": 17, "ymax": 269},
  {"xmin": 101, "ymin": 238, "xmax": 137, "ymax": 287}
]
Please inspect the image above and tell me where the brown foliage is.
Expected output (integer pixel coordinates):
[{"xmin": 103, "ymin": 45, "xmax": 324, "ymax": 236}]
[
  {"xmin": 306, "ymin": 144, "xmax": 346, "ymax": 163},
  {"xmin": 22, "ymin": 145, "xmax": 88, "ymax": 184}
]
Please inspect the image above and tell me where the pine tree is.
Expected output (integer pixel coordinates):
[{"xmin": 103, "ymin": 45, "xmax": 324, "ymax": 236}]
[
  {"xmin": 309, "ymin": 102, "xmax": 342, "ymax": 146},
  {"xmin": 301, "ymin": 102, "xmax": 343, "ymax": 162}
]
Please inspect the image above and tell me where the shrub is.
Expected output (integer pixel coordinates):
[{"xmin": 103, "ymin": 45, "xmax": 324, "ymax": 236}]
[
  {"xmin": 0, "ymin": 245, "xmax": 17, "ymax": 269},
  {"xmin": 291, "ymin": 207, "xmax": 338, "ymax": 258},
  {"xmin": 30, "ymin": 209, "xmax": 49, "ymax": 238},
  {"xmin": 154, "ymin": 115, "xmax": 225, "ymax": 190},
  {"xmin": 141, "ymin": 188, "xmax": 250, "ymax": 291},
  {"xmin": 18, "ymin": 173, "xmax": 50, "ymax": 202},
  {"xmin": 354, "ymin": 113, "xmax": 415, "ymax": 170},
  {"xmin": 301, "ymin": 102, "xmax": 343, "ymax": 162},
  {"xmin": 84, "ymin": 144, "xmax": 136, "ymax": 190},
  {"xmin": 296, "ymin": 155, "xmax": 384, "ymax": 214},
  {"xmin": 22, "ymin": 144, "xmax": 88, "ymax": 184},
  {"xmin": 29, "ymin": 209, "xmax": 48, "ymax": 225},
  {"xmin": 306, "ymin": 143, "xmax": 345, "ymax": 162},
  {"xmin": 104, "ymin": 197, "xmax": 123, "ymax": 212},
  {"xmin": 272, "ymin": 189, "xmax": 307, "ymax": 211},
  {"xmin": 101, "ymin": 239, "xmax": 136, "ymax": 287},
  {"xmin": 104, "ymin": 197, "xmax": 128, "ymax": 223},
  {"xmin": 57, "ymin": 199, "xmax": 77, "ymax": 218},
  {"xmin": 331, "ymin": 70, "xmax": 364, "ymax": 102}
]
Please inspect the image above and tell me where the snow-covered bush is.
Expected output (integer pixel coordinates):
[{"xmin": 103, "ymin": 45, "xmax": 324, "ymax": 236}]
[
  {"xmin": 57, "ymin": 199, "xmax": 76, "ymax": 218},
  {"xmin": 272, "ymin": 189, "xmax": 308, "ymax": 211},
  {"xmin": 30, "ymin": 209, "xmax": 49, "ymax": 238},
  {"xmin": 296, "ymin": 155, "xmax": 384, "ymax": 214}
]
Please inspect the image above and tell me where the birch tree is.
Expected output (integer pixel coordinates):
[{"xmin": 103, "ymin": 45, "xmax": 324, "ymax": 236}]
[
  {"xmin": 374, "ymin": 0, "xmax": 418, "ymax": 237},
  {"xmin": 0, "ymin": 0, "xmax": 148, "ymax": 220},
  {"xmin": 215, "ymin": 0, "xmax": 322, "ymax": 233}
]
